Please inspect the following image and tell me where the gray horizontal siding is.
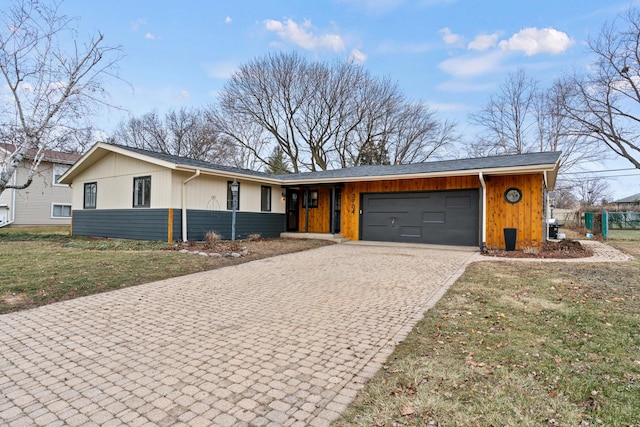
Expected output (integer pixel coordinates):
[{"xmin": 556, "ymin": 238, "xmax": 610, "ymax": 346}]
[
  {"xmin": 184, "ymin": 210, "xmax": 285, "ymax": 241},
  {"xmin": 72, "ymin": 209, "xmax": 169, "ymax": 241},
  {"xmin": 73, "ymin": 209, "xmax": 285, "ymax": 242}
]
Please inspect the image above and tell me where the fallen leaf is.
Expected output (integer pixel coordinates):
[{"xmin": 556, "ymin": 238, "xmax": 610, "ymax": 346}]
[{"xmin": 401, "ymin": 406, "xmax": 415, "ymax": 416}]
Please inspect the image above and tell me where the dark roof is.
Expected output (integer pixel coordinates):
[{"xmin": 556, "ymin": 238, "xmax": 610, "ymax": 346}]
[
  {"xmin": 274, "ymin": 151, "xmax": 562, "ymax": 181},
  {"xmin": 0, "ymin": 143, "xmax": 81, "ymax": 165},
  {"xmin": 614, "ymin": 192, "xmax": 640, "ymax": 203},
  {"xmin": 107, "ymin": 143, "xmax": 275, "ymax": 179},
  {"xmin": 96, "ymin": 143, "xmax": 561, "ymax": 185}
]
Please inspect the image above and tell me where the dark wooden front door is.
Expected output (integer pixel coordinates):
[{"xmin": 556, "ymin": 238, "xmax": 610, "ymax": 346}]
[{"xmin": 286, "ymin": 190, "xmax": 299, "ymax": 231}]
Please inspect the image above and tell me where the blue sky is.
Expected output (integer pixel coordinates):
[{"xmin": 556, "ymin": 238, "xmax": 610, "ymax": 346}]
[{"xmin": 63, "ymin": 0, "xmax": 640, "ymax": 199}]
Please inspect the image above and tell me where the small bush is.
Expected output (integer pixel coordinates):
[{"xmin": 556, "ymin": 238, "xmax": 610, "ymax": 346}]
[
  {"xmin": 204, "ymin": 231, "xmax": 222, "ymax": 247},
  {"xmin": 247, "ymin": 233, "xmax": 261, "ymax": 241}
]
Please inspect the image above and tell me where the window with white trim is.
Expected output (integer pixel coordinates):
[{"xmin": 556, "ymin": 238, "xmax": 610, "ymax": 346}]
[
  {"xmin": 51, "ymin": 203, "xmax": 71, "ymax": 218},
  {"xmin": 53, "ymin": 164, "xmax": 69, "ymax": 186}
]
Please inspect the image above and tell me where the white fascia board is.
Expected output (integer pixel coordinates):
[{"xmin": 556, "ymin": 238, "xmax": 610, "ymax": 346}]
[
  {"xmin": 281, "ymin": 163, "xmax": 560, "ymax": 186},
  {"xmin": 174, "ymin": 166, "xmax": 283, "ymax": 185}
]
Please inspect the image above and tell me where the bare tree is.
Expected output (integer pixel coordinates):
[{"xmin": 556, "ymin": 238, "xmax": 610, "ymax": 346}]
[
  {"xmin": 470, "ymin": 69, "xmax": 606, "ymax": 179},
  {"xmin": 216, "ymin": 52, "xmax": 455, "ymax": 172},
  {"xmin": 112, "ymin": 107, "xmax": 236, "ymax": 164},
  {"xmin": 470, "ymin": 68, "xmax": 538, "ymax": 155},
  {"xmin": 573, "ymin": 177, "xmax": 613, "ymax": 207},
  {"xmin": 559, "ymin": 7, "xmax": 640, "ymax": 169},
  {"xmin": 0, "ymin": 0, "xmax": 123, "ymax": 195},
  {"xmin": 535, "ymin": 80, "xmax": 606, "ymax": 172}
]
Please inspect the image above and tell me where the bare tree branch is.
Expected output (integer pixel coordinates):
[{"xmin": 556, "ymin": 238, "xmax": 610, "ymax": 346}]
[{"xmin": 0, "ymin": 0, "xmax": 123, "ymax": 195}]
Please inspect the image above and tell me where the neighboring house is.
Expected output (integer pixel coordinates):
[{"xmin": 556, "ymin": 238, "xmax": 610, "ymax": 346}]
[
  {"xmin": 613, "ymin": 192, "xmax": 640, "ymax": 209},
  {"xmin": 0, "ymin": 144, "xmax": 81, "ymax": 227},
  {"xmin": 60, "ymin": 142, "xmax": 561, "ymax": 250}
]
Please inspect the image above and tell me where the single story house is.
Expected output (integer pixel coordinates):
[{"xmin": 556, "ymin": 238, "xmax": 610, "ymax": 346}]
[
  {"xmin": 613, "ymin": 192, "xmax": 640, "ymax": 209},
  {"xmin": 0, "ymin": 143, "xmax": 81, "ymax": 227},
  {"xmin": 60, "ymin": 142, "xmax": 561, "ymax": 250}
]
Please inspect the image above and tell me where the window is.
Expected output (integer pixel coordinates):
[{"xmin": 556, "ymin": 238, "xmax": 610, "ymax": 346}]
[
  {"xmin": 84, "ymin": 182, "xmax": 97, "ymax": 209},
  {"xmin": 261, "ymin": 186, "xmax": 272, "ymax": 212},
  {"xmin": 133, "ymin": 176, "xmax": 151, "ymax": 208},
  {"xmin": 51, "ymin": 203, "xmax": 71, "ymax": 218},
  {"xmin": 303, "ymin": 190, "xmax": 319, "ymax": 208},
  {"xmin": 227, "ymin": 181, "xmax": 240, "ymax": 210},
  {"xmin": 53, "ymin": 164, "xmax": 69, "ymax": 186}
]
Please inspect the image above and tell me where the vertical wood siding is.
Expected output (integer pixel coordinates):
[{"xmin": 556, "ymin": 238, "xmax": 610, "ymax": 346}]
[
  {"xmin": 297, "ymin": 187, "xmax": 332, "ymax": 233},
  {"xmin": 485, "ymin": 174, "xmax": 544, "ymax": 249}
]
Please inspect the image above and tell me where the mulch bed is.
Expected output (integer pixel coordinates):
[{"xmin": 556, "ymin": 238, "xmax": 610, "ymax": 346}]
[{"xmin": 482, "ymin": 239, "xmax": 593, "ymax": 259}]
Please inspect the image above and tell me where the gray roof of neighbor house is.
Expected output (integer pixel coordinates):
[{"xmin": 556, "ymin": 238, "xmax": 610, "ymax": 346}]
[
  {"xmin": 614, "ymin": 192, "xmax": 640, "ymax": 203},
  {"xmin": 61, "ymin": 142, "xmax": 562, "ymax": 187}
]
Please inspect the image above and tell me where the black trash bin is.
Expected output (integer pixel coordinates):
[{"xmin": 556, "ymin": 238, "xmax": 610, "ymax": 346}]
[{"xmin": 503, "ymin": 228, "xmax": 517, "ymax": 251}]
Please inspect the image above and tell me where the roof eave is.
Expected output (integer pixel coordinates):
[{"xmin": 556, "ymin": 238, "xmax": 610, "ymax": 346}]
[
  {"xmin": 281, "ymin": 163, "xmax": 560, "ymax": 186},
  {"xmin": 173, "ymin": 165, "xmax": 282, "ymax": 185}
]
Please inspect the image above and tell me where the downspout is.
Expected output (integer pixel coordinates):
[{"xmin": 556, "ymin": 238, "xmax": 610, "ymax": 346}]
[
  {"xmin": 478, "ymin": 172, "xmax": 487, "ymax": 250},
  {"xmin": 543, "ymin": 171, "xmax": 549, "ymax": 241},
  {"xmin": 181, "ymin": 169, "xmax": 201, "ymax": 242}
]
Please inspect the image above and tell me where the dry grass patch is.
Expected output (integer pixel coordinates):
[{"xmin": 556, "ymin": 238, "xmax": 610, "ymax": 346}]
[
  {"xmin": 336, "ymin": 241, "xmax": 640, "ymax": 426},
  {"xmin": 0, "ymin": 231, "xmax": 332, "ymax": 314}
]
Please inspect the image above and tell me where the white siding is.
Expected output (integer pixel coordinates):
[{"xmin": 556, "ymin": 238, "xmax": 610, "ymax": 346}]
[
  {"xmin": 72, "ymin": 153, "xmax": 172, "ymax": 209},
  {"xmin": 71, "ymin": 152, "xmax": 286, "ymax": 214},
  {"xmin": 174, "ymin": 171, "xmax": 285, "ymax": 213}
]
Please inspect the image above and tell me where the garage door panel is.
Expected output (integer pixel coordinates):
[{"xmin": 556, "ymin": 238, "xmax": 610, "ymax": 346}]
[
  {"xmin": 400, "ymin": 226, "xmax": 422, "ymax": 238},
  {"xmin": 361, "ymin": 190, "xmax": 479, "ymax": 246},
  {"xmin": 422, "ymin": 211, "xmax": 445, "ymax": 224},
  {"xmin": 445, "ymin": 195, "xmax": 471, "ymax": 208}
]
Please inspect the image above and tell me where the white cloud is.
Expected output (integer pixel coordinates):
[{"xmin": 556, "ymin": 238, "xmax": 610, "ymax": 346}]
[
  {"xmin": 499, "ymin": 27, "xmax": 574, "ymax": 56},
  {"xmin": 131, "ymin": 18, "xmax": 146, "ymax": 32},
  {"xmin": 349, "ymin": 48, "xmax": 367, "ymax": 64},
  {"xmin": 264, "ymin": 18, "xmax": 345, "ymax": 52},
  {"xmin": 438, "ymin": 50, "xmax": 504, "ymax": 77},
  {"xmin": 225, "ymin": 16, "xmax": 232, "ymax": 24},
  {"xmin": 439, "ymin": 27, "xmax": 464, "ymax": 46},
  {"xmin": 145, "ymin": 33, "xmax": 156, "ymax": 40},
  {"xmin": 468, "ymin": 33, "xmax": 499, "ymax": 52}
]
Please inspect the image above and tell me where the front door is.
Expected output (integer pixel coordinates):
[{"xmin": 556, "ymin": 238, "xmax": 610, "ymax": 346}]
[
  {"xmin": 286, "ymin": 190, "xmax": 299, "ymax": 231},
  {"xmin": 331, "ymin": 188, "xmax": 341, "ymax": 233}
]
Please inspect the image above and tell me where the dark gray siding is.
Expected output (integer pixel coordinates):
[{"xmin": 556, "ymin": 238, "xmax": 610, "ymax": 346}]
[
  {"xmin": 72, "ymin": 209, "xmax": 170, "ymax": 241},
  {"xmin": 184, "ymin": 210, "xmax": 285, "ymax": 240},
  {"xmin": 72, "ymin": 209, "xmax": 285, "ymax": 242}
]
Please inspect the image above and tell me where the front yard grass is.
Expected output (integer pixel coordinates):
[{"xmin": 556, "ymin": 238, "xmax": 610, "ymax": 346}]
[
  {"xmin": 336, "ymin": 238, "xmax": 640, "ymax": 426},
  {"xmin": 0, "ymin": 230, "xmax": 330, "ymax": 314}
]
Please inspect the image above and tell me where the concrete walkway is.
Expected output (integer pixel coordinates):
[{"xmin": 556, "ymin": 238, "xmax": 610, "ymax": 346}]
[{"xmin": 0, "ymin": 243, "xmax": 479, "ymax": 427}]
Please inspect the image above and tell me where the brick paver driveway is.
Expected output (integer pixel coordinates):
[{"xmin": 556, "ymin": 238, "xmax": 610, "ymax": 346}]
[{"xmin": 0, "ymin": 242, "xmax": 478, "ymax": 427}]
